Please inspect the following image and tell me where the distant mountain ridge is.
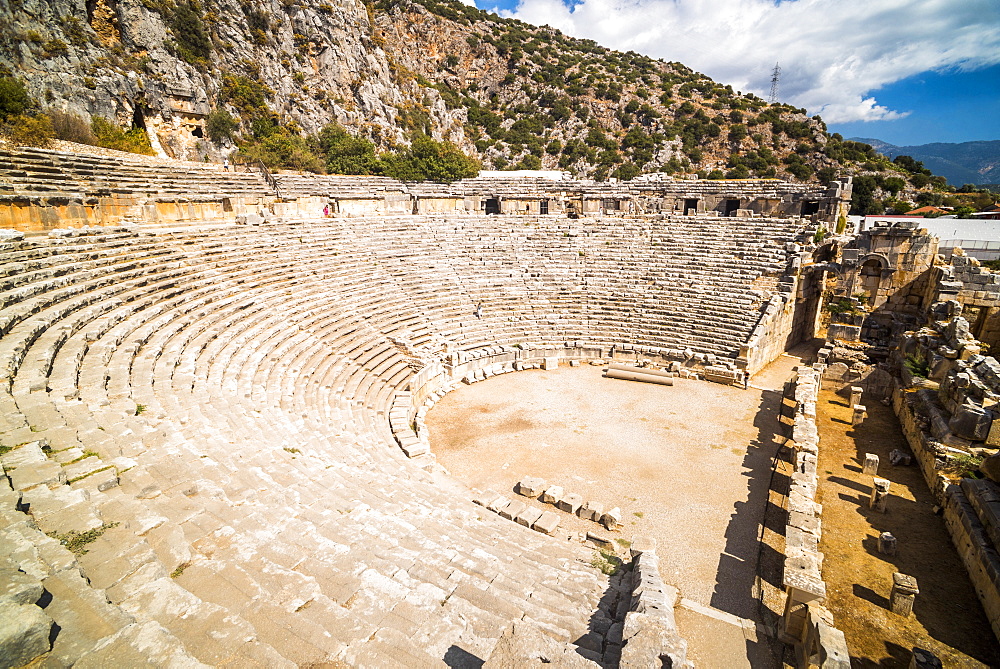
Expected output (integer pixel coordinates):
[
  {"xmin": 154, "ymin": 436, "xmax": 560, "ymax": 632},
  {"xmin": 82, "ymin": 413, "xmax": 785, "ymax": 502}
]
[{"xmin": 850, "ymin": 137, "xmax": 1000, "ymax": 187}]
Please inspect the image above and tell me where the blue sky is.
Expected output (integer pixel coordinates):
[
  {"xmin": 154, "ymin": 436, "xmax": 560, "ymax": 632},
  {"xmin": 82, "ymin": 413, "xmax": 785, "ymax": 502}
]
[
  {"xmin": 471, "ymin": 0, "xmax": 1000, "ymax": 147},
  {"xmin": 827, "ymin": 65, "xmax": 1000, "ymax": 146}
]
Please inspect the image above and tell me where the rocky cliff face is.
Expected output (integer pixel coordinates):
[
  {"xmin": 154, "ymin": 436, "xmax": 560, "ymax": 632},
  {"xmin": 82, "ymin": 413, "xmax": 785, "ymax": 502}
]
[
  {"xmin": 1, "ymin": 0, "xmax": 464, "ymax": 160},
  {"xmin": 1, "ymin": 0, "xmax": 843, "ymax": 180}
]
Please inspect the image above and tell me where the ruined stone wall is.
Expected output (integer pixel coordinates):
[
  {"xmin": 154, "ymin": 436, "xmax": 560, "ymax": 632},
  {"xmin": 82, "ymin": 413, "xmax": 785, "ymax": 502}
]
[
  {"xmin": 927, "ymin": 254, "xmax": 1000, "ymax": 355},
  {"xmin": 852, "ymin": 224, "xmax": 938, "ymax": 314},
  {"xmin": 889, "ymin": 314, "xmax": 1000, "ymax": 643},
  {"xmin": 781, "ymin": 365, "xmax": 851, "ymax": 666}
]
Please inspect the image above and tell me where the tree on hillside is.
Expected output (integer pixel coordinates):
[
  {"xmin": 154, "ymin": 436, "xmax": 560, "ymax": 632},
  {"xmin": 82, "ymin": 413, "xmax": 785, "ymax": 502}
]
[
  {"xmin": 850, "ymin": 176, "xmax": 885, "ymax": 215},
  {"xmin": 318, "ymin": 124, "xmax": 383, "ymax": 175},
  {"xmin": 382, "ymin": 134, "xmax": 480, "ymax": 182}
]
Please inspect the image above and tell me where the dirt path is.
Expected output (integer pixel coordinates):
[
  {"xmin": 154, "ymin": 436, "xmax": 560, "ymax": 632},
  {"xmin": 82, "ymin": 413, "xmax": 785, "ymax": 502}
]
[{"xmin": 815, "ymin": 388, "xmax": 1000, "ymax": 667}]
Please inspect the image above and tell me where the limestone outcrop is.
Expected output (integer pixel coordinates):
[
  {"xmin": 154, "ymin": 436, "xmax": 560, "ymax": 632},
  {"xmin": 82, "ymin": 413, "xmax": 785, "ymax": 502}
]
[{"xmin": 2, "ymin": 0, "xmax": 841, "ymax": 177}]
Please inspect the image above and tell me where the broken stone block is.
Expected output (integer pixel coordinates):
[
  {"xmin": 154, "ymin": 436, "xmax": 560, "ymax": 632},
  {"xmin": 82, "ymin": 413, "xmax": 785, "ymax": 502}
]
[
  {"xmin": 910, "ymin": 647, "xmax": 943, "ymax": 669},
  {"xmin": 484, "ymin": 620, "xmax": 598, "ymax": 668},
  {"xmin": 473, "ymin": 489, "xmax": 503, "ymax": 508},
  {"xmin": 557, "ymin": 493, "xmax": 583, "ymax": 515},
  {"xmin": 543, "ymin": 357, "xmax": 559, "ymax": 370},
  {"xmin": 889, "ymin": 449, "xmax": 912, "ymax": 466},
  {"xmin": 500, "ymin": 499, "xmax": 526, "ymax": 521},
  {"xmin": 515, "ymin": 476, "xmax": 546, "ymax": 498},
  {"xmin": 852, "ymin": 404, "xmax": 867, "ymax": 426},
  {"xmin": 890, "ymin": 572, "xmax": 918, "ymax": 616},
  {"xmin": 601, "ymin": 507, "xmax": 622, "ymax": 531},
  {"xmin": 532, "ymin": 511, "xmax": 560, "ymax": 535},
  {"xmin": 488, "ymin": 495, "xmax": 511, "ymax": 514},
  {"xmin": 586, "ymin": 531, "xmax": 614, "ymax": 549},
  {"xmin": 574, "ymin": 631, "xmax": 603, "ymax": 655},
  {"xmin": 0, "ymin": 601, "xmax": 53, "ymax": 667},
  {"xmin": 539, "ymin": 485, "xmax": 564, "ymax": 505},
  {"xmin": 0, "ymin": 569, "xmax": 43, "ymax": 605},
  {"xmin": 878, "ymin": 532, "xmax": 897, "ymax": 556},
  {"xmin": 983, "ymin": 452, "xmax": 1000, "ymax": 483},
  {"xmin": 629, "ymin": 536, "xmax": 656, "ymax": 558},
  {"xmin": 870, "ymin": 478, "xmax": 890, "ymax": 513},
  {"xmin": 515, "ymin": 505, "xmax": 543, "ymax": 528},
  {"xmin": 850, "ymin": 386, "xmax": 863, "ymax": 408},
  {"xmin": 948, "ymin": 404, "xmax": 993, "ymax": 441},
  {"xmin": 863, "ymin": 453, "xmax": 879, "ymax": 476},
  {"xmin": 579, "ymin": 500, "xmax": 604, "ymax": 521}
]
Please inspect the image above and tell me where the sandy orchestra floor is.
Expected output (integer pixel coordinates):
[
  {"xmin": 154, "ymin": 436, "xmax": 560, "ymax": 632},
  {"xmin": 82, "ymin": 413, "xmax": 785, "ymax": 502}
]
[{"xmin": 426, "ymin": 364, "xmax": 784, "ymax": 620}]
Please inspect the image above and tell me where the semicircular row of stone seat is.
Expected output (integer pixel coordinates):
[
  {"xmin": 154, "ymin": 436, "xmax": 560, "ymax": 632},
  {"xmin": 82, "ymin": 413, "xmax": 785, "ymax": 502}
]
[
  {"xmin": 2, "ymin": 223, "xmax": 625, "ymax": 666},
  {"xmin": 0, "ymin": 174, "xmax": 806, "ymax": 665}
]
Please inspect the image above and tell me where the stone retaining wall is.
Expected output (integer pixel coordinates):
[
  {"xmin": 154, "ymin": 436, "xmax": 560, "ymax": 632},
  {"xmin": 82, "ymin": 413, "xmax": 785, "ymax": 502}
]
[
  {"xmin": 892, "ymin": 383, "xmax": 1000, "ymax": 642},
  {"xmin": 742, "ymin": 291, "xmax": 797, "ymax": 376},
  {"xmin": 782, "ymin": 365, "xmax": 851, "ymax": 667},
  {"xmin": 943, "ymin": 479, "xmax": 1000, "ymax": 640},
  {"xmin": 619, "ymin": 548, "xmax": 691, "ymax": 668}
]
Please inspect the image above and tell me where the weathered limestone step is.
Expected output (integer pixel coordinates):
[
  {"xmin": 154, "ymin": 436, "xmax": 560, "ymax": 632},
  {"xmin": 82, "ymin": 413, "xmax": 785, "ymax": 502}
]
[
  {"xmin": 40, "ymin": 567, "xmax": 135, "ymax": 665},
  {"xmin": 73, "ymin": 620, "xmax": 209, "ymax": 668},
  {"xmin": 108, "ymin": 562, "xmax": 291, "ymax": 666}
]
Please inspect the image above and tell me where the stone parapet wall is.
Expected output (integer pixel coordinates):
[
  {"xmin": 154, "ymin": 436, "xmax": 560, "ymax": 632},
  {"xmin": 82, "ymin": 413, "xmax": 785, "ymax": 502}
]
[
  {"xmin": 402, "ymin": 340, "xmax": 746, "ymax": 433},
  {"xmin": 0, "ymin": 194, "xmax": 279, "ymax": 232}
]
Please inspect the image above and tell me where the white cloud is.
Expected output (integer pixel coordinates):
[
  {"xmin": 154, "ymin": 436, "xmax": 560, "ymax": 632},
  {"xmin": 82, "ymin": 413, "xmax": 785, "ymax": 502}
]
[{"xmin": 501, "ymin": 0, "xmax": 1000, "ymax": 123}]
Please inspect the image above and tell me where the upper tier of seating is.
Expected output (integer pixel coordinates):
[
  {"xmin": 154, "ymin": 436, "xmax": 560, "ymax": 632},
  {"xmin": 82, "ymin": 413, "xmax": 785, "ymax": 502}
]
[{"xmin": 0, "ymin": 146, "xmax": 272, "ymax": 200}]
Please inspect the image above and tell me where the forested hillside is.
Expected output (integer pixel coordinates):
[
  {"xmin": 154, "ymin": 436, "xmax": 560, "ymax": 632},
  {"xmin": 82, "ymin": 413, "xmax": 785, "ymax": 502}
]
[{"xmin": 0, "ymin": 0, "xmax": 985, "ymax": 190}]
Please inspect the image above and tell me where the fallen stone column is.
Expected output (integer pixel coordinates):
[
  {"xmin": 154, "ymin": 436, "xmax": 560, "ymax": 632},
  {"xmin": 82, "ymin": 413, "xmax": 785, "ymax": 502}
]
[
  {"xmin": 878, "ymin": 532, "xmax": 897, "ymax": 556},
  {"xmin": 606, "ymin": 363, "xmax": 675, "ymax": 378},
  {"xmin": 863, "ymin": 453, "xmax": 879, "ymax": 476},
  {"xmin": 870, "ymin": 478, "xmax": 891, "ymax": 512},
  {"xmin": 852, "ymin": 404, "xmax": 867, "ymax": 426},
  {"xmin": 603, "ymin": 368, "xmax": 674, "ymax": 385}
]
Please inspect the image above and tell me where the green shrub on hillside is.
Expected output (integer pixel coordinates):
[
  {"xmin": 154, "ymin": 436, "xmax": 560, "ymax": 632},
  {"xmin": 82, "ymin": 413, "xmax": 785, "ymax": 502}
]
[
  {"xmin": 91, "ymin": 117, "xmax": 155, "ymax": 155},
  {"xmin": 317, "ymin": 124, "xmax": 383, "ymax": 175},
  {"xmin": 206, "ymin": 108, "xmax": 238, "ymax": 143},
  {"xmin": 238, "ymin": 128, "xmax": 324, "ymax": 172},
  {"xmin": 0, "ymin": 77, "xmax": 32, "ymax": 120},
  {"xmin": 49, "ymin": 110, "xmax": 97, "ymax": 145},
  {"xmin": 219, "ymin": 74, "xmax": 272, "ymax": 116},
  {"xmin": 2, "ymin": 114, "xmax": 55, "ymax": 147},
  {"xmin": 170, "ymin": 1, "xmax": 213, "ymax": 65}
]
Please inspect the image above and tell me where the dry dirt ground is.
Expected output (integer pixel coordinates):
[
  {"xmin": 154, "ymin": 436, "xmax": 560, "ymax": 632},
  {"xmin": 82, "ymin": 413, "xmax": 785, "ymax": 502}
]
[
  {"xmin": 815, "ymin": 388, "xmax": 1000, "ymax": 668},
  {"xmin": 425, "ymin": 359, "xmax": 807, "ymax": 666}
]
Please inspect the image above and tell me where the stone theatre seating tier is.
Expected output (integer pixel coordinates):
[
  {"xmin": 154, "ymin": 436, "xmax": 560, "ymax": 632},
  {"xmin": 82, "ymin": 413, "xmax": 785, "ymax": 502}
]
[
  {"xmin": 0, "ymin": 211, "xmax": 802, "ymax": 664},
  {"xmin": 0, "ymin": 147, "xmax": 271, "ymax": 200}
]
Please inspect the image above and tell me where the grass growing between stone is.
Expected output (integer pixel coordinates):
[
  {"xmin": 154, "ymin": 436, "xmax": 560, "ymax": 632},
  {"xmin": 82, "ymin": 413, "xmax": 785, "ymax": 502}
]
[
  {"xmin": 64, "ymin": 450, "xmax": 100, "ymax": 465},
  {"xmin": 590, "ymin": 549, "xmax": 622, "ymax": 575},
  {"xmin": 47, "ymin": 521, "xmax": 119, "ymax": 556}
]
